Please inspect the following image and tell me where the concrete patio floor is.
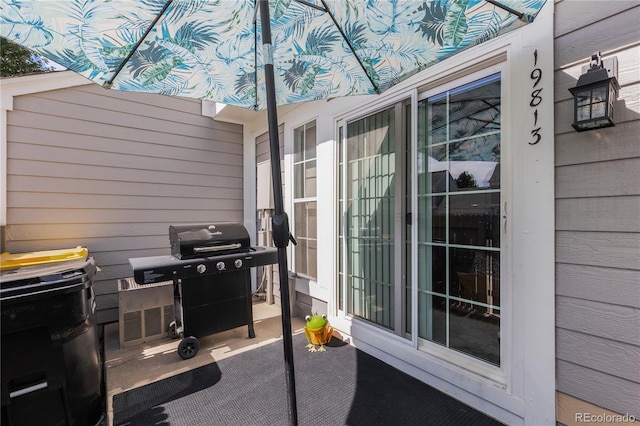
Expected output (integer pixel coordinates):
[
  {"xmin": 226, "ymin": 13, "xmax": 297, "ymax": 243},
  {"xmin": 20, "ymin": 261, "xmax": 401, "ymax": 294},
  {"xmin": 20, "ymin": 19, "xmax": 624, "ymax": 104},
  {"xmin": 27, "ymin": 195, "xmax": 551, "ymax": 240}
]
[{"xmin": 103, "ymin": 301, "xmax": 307, "ymax": 426}]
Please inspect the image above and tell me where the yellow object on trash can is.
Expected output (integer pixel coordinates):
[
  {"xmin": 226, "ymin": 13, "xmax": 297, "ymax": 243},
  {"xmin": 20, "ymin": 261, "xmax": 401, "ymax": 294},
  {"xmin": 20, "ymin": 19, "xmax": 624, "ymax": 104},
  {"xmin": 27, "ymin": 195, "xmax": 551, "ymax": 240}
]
[{"xmin": 0, "ymin": 246, "xmax": 89, "ymax": 271}]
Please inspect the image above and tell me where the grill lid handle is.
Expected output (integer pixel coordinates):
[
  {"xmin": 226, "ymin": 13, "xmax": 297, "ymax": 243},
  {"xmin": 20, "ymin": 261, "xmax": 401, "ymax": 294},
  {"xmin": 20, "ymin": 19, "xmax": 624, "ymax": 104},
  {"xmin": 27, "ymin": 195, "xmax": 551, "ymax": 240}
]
[{"xmin": 193, "ymin": 243, "xmax": 241, "ymax": 253}]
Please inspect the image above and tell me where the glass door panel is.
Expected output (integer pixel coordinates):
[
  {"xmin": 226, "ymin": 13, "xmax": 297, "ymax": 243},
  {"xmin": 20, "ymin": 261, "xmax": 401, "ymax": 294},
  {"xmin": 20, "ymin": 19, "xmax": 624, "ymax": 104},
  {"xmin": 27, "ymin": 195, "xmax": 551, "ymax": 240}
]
[
  {"xmin": 345, "ymin": 107, "xmax": 396, "ymax": 330},
  {"xmin": 417, "ymin": 74, "xmax": 502, "ymax": 366}
]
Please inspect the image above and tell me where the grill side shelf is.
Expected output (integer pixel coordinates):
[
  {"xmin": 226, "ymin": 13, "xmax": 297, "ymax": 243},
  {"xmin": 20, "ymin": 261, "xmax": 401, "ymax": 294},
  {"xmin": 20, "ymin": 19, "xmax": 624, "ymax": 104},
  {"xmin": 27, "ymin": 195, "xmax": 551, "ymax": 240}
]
[{"xmin": 129, "ymin": 247, "xmax": 278, "ymax": 285}]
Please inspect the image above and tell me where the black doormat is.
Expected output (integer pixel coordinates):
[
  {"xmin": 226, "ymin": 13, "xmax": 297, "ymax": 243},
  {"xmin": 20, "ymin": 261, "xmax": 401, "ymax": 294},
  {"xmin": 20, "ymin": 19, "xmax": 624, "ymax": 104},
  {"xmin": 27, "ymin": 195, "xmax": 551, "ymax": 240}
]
[{"xmin": 112, "ymin": 333, "xmax": 503, "ymax": 426}]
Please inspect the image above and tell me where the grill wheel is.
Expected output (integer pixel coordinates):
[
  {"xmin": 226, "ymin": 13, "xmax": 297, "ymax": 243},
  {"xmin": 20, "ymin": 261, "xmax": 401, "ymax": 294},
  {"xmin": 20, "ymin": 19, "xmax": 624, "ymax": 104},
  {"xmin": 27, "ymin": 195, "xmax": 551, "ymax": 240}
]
[
  {"xmin": 167, "ymin": 321, "xmax": 180, "ymax": 339},
  {"xmin": 178, "ymin": 336, "xmax": 199, "ymax": 359}
]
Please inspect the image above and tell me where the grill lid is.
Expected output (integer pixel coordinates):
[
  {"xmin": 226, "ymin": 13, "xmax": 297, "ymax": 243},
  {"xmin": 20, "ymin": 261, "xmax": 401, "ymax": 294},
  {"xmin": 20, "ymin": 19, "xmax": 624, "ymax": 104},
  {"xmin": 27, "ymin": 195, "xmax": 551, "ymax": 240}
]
[{"xmin": 169, "ymin": 223, "xmax": 250, "ymax": 259}]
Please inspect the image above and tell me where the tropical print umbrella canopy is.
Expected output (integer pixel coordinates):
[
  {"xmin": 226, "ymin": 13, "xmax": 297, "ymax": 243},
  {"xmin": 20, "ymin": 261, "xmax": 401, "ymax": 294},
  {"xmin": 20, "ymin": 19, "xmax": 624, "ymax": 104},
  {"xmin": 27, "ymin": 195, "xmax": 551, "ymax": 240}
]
[
  {"xmin": 1, "ymin": 0, "xmax": 546, "ymax": 110},
  {"xmin": 1, "ymin": 1, "xmax": 548, "ymax": 424}
]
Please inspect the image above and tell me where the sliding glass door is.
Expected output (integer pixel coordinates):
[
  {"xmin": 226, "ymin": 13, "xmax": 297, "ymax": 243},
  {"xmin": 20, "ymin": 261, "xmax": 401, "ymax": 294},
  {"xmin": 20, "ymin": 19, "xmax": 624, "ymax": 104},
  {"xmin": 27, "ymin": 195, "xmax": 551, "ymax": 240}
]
[{"xmin": 339, "ymin": 73, "xmax": 502, "ymax": 366}]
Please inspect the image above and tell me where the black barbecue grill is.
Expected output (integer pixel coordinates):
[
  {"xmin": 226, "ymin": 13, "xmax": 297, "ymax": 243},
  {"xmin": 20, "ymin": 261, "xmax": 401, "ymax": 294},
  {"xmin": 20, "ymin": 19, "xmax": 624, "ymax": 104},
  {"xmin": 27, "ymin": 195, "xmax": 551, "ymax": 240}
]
[{"xmin": 129, "ymin": 223, "xmax": 277, "ymax": 359}]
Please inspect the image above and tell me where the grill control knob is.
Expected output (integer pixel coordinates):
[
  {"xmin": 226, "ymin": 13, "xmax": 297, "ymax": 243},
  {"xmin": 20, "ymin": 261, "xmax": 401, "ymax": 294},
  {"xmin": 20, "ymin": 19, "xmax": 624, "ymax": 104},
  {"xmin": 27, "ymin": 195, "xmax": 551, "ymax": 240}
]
[
  {"xmin": 216, "ymin": 261, "xmax": 226, "ymax": 271},
  {"xmin": 234, "ymin": 259, "xmax": 243, "ymax": 268},
  {"xmin": 196, "ymin": 264, "xmax": 206, "ymax": 274}
]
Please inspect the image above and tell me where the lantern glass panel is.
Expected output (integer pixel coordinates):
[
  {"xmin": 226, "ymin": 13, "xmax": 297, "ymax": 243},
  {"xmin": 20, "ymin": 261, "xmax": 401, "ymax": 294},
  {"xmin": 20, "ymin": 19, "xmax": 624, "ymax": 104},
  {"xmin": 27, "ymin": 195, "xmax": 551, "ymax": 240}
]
[
  {"xmin": 592, "ymin": 85, "xmax": 608, "ymax": 103},
  {"xmin": 577, "ymin": 105, "xmax": 591, "ymax": 121},
  {"xmin": 592, "ymin": 101, "xmax": 606, "ymax": 119},
  {"xmin": 575, "ymin": 90, "xmax": 591, "ymax": 106},
  {"xmin": 608, "ymin": 86, "xmax": 616, "ymax": 109}
]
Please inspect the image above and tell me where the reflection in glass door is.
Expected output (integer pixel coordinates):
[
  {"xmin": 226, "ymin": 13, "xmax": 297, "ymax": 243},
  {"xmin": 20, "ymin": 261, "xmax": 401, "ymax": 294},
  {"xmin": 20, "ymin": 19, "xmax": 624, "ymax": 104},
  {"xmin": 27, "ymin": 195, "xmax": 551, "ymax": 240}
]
[
  {"xmin": 345, "ymin": 107, "xmax": 397, "ymax": 330},
  {"xmin": 417, "ymin": 74, "xmax": 502, "ymax": 366}
]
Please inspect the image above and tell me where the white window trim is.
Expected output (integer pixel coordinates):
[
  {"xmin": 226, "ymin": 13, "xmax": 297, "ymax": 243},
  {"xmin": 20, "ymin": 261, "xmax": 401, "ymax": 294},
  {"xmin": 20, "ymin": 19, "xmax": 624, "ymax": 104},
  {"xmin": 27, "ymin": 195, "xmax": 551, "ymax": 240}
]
[
  {"xmin": 291, "ymin": 120, "xmax": 318, "ymax": 280},
  {"xmin": 285, "ymin": 116, "xmax": 331, "ymax": 304}
]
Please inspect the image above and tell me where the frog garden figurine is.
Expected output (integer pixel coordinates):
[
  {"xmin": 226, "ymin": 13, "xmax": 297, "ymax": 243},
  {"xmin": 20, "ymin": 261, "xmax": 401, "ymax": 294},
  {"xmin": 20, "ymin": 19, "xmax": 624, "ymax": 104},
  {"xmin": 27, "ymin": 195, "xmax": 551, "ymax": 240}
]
[{"xmin": 304, "ymin": 313, "xmax": 334, "ymax": 352}]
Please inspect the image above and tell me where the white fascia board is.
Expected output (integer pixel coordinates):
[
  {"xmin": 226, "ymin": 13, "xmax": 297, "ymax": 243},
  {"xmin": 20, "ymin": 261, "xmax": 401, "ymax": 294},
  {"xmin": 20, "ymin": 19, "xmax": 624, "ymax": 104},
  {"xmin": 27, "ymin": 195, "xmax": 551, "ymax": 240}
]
[
  {"xmin": 0, "ymin": 71, "xmax": 90, "ymax": 110},
  {"xmin": 204, "ymin": 101, "xmax": 257, "ymax": 125}
]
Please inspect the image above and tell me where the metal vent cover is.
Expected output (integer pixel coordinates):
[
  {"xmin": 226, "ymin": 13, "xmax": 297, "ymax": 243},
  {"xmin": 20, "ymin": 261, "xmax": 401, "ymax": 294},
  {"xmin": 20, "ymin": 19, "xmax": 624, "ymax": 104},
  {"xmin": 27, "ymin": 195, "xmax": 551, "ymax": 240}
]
[
  {"xmin": 123, "ymin": 311, "xmax": 142, "ymax": 343},
  {"xmin": 144, "ymin": 306, "xmax": 162, "ymax": 336},
  {"xmin": 118, "ymin": 278, "xmax": 174, "ymax": 348}
]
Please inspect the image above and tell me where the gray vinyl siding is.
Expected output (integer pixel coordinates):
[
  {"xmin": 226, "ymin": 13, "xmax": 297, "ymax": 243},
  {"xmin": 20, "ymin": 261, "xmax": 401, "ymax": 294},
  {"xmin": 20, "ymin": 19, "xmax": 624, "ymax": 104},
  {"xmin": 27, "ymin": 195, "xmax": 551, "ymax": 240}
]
[
  {"xmin": 4, "ymin": 81, "xmax": 244, "ymax": 324},
  {"xmin": 255, "ymin": 124, "xmax": 283, "ymax": 165},
  {"xmin": 554, "ymin": 0, "xmax": 640, "ymax": 418}
]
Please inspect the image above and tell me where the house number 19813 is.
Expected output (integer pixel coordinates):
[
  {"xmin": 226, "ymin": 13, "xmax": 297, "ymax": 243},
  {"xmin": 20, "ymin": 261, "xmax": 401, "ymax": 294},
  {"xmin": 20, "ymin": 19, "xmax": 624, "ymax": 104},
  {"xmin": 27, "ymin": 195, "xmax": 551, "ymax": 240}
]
[{"xmin": 529, "ymin": 49, "xmax": 542, "ymax": 145}]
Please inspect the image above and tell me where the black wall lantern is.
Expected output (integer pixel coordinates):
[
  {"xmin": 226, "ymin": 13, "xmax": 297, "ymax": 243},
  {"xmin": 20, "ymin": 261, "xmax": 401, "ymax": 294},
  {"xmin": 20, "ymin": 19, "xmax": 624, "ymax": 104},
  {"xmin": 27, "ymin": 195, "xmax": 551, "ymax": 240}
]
[{"xmin": 569, "ymin": 52, "xmax": 620, "ymax": 132}]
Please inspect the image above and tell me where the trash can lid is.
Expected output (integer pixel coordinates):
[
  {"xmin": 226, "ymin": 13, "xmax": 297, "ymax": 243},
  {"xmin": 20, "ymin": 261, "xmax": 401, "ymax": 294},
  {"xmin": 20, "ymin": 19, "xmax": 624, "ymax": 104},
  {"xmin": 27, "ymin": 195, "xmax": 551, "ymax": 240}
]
[
  {"xmin": 1, "ymin": 257, "xmax": 96, "ymax": 301},
  {"xmin": 0, "ymin": 246, "xmax": 89, "ymax": 271}
]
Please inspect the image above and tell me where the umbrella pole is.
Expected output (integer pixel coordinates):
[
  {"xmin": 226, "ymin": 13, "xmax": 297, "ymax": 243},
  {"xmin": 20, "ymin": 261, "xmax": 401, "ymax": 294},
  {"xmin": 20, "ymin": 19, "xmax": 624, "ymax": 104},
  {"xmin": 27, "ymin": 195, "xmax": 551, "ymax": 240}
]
[{"xmin": 258, "ymin": 1, "xmax": 299, "ymax": 425}]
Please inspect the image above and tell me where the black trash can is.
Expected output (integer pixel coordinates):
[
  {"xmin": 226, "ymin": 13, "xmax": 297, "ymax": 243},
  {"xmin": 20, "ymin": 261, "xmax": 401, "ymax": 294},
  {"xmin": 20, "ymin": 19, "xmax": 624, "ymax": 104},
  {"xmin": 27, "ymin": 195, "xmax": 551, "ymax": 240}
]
[{"xmin": 1, "ymin": 249, "xmax": 105, "ymax": 426}]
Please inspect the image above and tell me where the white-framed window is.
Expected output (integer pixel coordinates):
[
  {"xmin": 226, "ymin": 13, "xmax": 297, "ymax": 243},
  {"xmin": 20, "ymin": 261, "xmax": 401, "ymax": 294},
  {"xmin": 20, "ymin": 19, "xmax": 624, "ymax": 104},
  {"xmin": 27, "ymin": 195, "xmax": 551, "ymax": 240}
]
[{"xmin": 293, "ymin": 121, "xmax": 317, "ymax": 279}]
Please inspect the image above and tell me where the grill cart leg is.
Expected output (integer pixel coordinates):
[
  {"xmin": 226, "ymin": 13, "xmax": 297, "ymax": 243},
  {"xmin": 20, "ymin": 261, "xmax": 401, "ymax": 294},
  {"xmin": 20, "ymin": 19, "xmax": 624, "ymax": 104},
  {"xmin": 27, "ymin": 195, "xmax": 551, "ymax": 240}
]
[
  {"xmin": 169, "ymin": 276, "xmax": 184, "ymax": 338},
  {"xmin": 246, "ymin": 274, "xmax": 256, "ymax": 339}
]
